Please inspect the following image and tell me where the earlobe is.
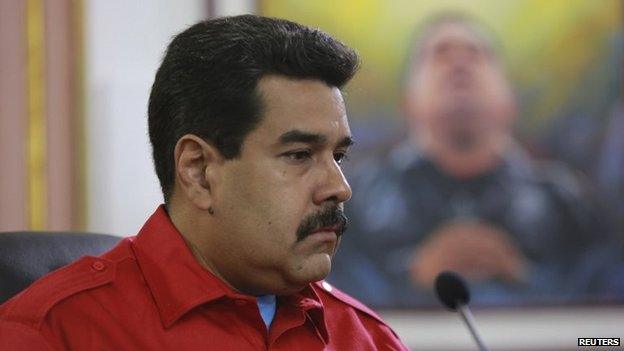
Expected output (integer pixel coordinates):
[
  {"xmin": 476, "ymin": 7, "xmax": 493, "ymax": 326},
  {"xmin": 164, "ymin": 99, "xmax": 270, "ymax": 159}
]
[{"xmin": 173, "ymin": 134, "xmax": 222, "ymax": 211}]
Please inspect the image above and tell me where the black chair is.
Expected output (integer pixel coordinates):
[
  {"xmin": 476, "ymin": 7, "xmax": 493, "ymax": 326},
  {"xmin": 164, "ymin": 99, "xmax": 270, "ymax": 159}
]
[{"xmin": 0, "ymin": 231, "xmax": 121, "ymax": 304}]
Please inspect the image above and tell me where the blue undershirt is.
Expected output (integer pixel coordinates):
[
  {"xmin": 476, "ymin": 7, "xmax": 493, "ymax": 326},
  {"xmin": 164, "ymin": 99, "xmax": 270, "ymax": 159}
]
[{"xmin": 256, "ymin": 295, "xmax": 277, "ymax": 329}]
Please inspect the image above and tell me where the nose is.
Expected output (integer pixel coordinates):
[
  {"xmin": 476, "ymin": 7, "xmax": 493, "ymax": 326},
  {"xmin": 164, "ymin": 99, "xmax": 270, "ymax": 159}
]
[
  {"xmin": 449, "ymin": 44, "xmax": 481, "ymax": 68},
  {"xmin": 312, "ymin": 158, "xmax": 352, "ymax": 206}
]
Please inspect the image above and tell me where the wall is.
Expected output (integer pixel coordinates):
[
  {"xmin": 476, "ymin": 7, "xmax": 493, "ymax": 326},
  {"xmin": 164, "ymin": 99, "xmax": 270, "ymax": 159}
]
[{"xmin": 84, "ymin": 0, "xmax": 207, "ymax": 235}]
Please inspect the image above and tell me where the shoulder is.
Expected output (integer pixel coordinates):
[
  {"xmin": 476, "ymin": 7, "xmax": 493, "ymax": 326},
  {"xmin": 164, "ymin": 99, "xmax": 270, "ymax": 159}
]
[
  {"xmin": 505, "ymin": 147, "xmax": 594, "ymax": 204},
  {"xmin": 0, "ymin": 239, "xmax": 133, "ymax": 331},
  {"xmin": 313, "ymin": 280, "xmax": 385, "ymax": 322},
  {"xmin": 312, "ymin": 280, "xmax": 403, "ymax": 336},
  {"xmin": 312, "ymin": 281, "xmax": 408, "ymax": 349},
  {"xmin": 346, "ymin": 147, "xmax": 409, "ymax": 207},
  {"xmin": 533, "ymin": 160, "xmax": 587, "ymax": 198}
]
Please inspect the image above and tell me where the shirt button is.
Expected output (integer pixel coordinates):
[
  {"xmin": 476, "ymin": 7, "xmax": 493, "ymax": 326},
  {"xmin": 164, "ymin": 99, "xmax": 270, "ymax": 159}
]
[
  {"xmin": 321, "ymin": 281, "xmax": 333, "ymax": 292},
  {"xmin": 234, "ymin": 299, "xmax": 247, "ymax": 306},
  {"xmin": 91, "ymin": 261, "xmax": 106, "ymax": 271}
]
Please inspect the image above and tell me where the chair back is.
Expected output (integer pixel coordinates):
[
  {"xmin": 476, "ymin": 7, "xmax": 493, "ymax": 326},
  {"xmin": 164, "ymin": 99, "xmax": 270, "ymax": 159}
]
[{"xmin": 0, "ymin": 231, "xmax": 121, "ymax": 304}]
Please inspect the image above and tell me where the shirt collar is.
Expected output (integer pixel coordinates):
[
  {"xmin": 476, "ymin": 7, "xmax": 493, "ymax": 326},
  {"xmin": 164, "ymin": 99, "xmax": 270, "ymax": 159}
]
[
  {"xmin": 390, "ymin": 139, "xmax": 532, "ymax": 178},
  {"xmin": 281, "ymin": 284, "xmax": 329, "ymax": 344},
  {"xmin": 131, "ymin": 205, "xmax": 233, "ymax": 328},
  {"xmin": 131, "ymin": 205, "xmax": 330, "ymax": 343}
]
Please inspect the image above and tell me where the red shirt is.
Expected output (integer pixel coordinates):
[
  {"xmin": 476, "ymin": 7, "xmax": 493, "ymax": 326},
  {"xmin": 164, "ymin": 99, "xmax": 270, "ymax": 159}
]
[{"xmin": 0, "ymin": 206, "xmax": 409, "ymax": 350}]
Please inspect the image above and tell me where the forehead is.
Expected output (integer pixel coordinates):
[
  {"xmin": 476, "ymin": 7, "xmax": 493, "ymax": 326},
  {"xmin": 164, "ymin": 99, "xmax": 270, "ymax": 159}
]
[
  {"xmin": 252, "ymin": 75, "xmax": 349, "ymax": 139},
  {"xmin": 422, "ymin": 22, "xmax": 488, "ymax": 53}
]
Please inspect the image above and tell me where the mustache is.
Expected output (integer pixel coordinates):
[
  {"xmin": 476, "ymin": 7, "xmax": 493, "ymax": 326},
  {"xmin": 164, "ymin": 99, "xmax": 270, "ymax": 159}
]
[{"xmin": 296, "ymin": 206, "xmax": 349, "ymax": 242}]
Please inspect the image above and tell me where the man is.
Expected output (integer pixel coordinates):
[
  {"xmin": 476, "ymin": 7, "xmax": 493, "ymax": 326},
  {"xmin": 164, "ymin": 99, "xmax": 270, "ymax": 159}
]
[
  {"xmin": 0, "ymin": 15, "xmax": 408, "ymax": 350},
  {"xmin": 330, "ymin": 13, "xmax": 620, "ymax": 307}
]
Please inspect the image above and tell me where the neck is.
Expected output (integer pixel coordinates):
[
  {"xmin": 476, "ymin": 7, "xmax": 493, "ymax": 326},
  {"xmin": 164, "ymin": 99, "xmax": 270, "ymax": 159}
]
[
  {"xmin": 167, "ymin": 201, "xmax": 241, "ymax": 293},
  {"xmin": 412, "ymin": 133, "xmax": 510, "ymax": 178},
  {"xmin": 167, "ymin": 200, "xmax": 304, "ymax": 296}
]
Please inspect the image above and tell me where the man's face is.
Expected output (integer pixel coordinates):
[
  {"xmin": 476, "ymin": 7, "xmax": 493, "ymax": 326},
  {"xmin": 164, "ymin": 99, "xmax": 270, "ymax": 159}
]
[
  {"xmin": 211, "ymin": 75, "xmax": 352, "ymax": 294},
  {"xmin": 406, "ymin": 22, "xmax": 515, "ymax": 151}
]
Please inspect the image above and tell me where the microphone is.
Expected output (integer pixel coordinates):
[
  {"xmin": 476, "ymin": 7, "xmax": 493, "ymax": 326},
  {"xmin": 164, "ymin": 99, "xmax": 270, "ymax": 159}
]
[{"xmin": 434, "ymin": 271, "xmax": 489, "ymax": 351}]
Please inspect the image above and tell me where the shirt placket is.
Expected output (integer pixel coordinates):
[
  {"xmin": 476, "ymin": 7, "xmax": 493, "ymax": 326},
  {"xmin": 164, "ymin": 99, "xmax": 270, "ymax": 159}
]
[
  {"xmin": 224, "ymin": 295, "xmax": 268, "ymax": 350},
  {"xmin": 266, "ymin": 296, "xmax": 327, "ymax": 350}
]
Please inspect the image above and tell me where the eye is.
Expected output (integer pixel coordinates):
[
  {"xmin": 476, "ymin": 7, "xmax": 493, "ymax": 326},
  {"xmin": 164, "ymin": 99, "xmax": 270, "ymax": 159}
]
[
  {"xmin": 283, "ymin": 150, "xmax": 312, "ymax": 163},
  {"xmin": 333, "ymin": 151, "xmax": 349, "ymax": 165},
  {"xmin": 434, "ymin": 42, "xmax": 451, "ymax": 59}
]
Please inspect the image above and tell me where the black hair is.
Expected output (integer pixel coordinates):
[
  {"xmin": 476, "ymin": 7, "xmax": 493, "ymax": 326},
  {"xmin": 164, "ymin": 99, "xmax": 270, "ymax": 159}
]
[{"xmin": 148, "ymin": 15, "xmax": 359, "ymax": 203}]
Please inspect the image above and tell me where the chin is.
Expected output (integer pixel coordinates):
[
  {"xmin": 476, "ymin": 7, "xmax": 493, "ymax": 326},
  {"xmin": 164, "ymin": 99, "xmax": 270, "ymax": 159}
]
[
  {"xmin": 288, "ymin": 254, "xmax": 332, "ymax": 286},
  {"xmin": 308, "ymin": 266, "xmax": 331, "ymax": 283}
]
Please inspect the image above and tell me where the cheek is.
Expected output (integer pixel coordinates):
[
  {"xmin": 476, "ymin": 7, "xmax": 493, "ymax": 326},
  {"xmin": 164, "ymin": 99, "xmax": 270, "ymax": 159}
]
[
  {"xmin": 220, "ymin": 165, "xmax": 305, "ymax": 250},
  {"xmin": 483, "ymin": 80, "xmax": 514, "ymax": 124},
  {"xmin": 413, "ymin": 77, "xmax": 445, "ymax": 113}
]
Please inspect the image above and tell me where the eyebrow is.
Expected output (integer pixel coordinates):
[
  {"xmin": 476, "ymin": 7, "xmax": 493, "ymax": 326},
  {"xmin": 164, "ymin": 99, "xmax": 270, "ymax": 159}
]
[{"xmin": 278, "ymin": 130, "xmax": 354, "ymax": 148}]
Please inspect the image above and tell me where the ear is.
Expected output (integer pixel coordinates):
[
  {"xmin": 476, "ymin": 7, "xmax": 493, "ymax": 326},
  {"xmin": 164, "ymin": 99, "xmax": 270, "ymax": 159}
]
[{"xmin": 173, "ymin": 134, "xmax": 223, "ymax": 211}]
